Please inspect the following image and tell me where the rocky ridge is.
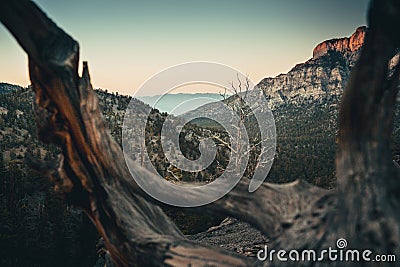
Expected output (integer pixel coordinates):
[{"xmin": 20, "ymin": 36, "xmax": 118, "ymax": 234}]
[
  {"xmin": 312, "ymin": 26, "xmax": 366, "ymax": 59},
  {"xmin": 181, "ymin": 26, "xmax": 367, "ymax": 120},
  {"xmin": 182, "ymin": 27, "xmax": 368, "ymax": 256},
  {"xmin": 257, "ymin": 26, "xmax": 367, "ymax": 107}
]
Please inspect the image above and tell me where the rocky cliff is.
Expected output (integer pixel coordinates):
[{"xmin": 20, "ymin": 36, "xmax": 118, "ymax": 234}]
[
  {"xmin": 312, "ymin": 26, "xmax": 366, "ymax": 59},
  {"xmin": 183, "ymin": 26, "xmax": 368, "ymax": 114},
  {"xmin": 257, "ymin": 26, "xmax": 367, "ymax": 107}
]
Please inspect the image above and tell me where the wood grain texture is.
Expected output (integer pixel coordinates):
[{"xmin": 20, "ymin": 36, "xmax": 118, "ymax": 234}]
[{"xmin": 1, "ymin": 0, "xmax": 399, "ymax": 266}]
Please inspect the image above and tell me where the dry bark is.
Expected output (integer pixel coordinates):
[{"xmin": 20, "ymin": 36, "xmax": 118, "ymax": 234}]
[{"xmin": 0, "ymin": 0, "xmax": 399, "ymax": 266}]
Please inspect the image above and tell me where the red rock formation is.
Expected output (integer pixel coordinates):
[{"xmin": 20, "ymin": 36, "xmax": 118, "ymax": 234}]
[{"xmin": 312, "ymin": 26, "xmax": 367, "ymax": 58}]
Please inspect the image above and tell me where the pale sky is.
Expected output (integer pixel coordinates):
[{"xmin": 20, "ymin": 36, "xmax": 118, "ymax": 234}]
[{"xmin": 0, "ymin": 0, "xmax": 369, "ymax": 96}]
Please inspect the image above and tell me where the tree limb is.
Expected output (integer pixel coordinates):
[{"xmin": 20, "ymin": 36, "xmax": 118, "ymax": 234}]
[{"xmin": 1, "ymin": 0, "xmax": 399, "ymax": 266}]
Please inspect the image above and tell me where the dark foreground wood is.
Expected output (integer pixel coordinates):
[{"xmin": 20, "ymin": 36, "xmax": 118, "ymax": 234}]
[{"xmin": 0, "ymin": 0, "xmax": 399, "ymax": 266}]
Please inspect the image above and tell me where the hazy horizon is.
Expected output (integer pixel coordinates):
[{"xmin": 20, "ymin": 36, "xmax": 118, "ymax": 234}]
[
  {"xmin": 138, "ymin": 92, "xmax": 224, "ymax": 115},
  {"xmin": 0, "ymin": 0, "xmax": 368, "ymax": 95}
]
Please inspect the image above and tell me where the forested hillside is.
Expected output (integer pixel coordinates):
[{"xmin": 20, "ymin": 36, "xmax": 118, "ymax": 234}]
[
  {"xmin": 0, "ymin": 87, "xmax": 226, "ymax": 265},
  {"xmin": 1, "ymin": 79, "xmax": 399, "ymax": 265}
]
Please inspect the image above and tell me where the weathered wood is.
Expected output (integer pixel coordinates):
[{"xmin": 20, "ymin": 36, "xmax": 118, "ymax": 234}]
[
  {"xmin": 335, "ymin": 0, "xmax": 400, "ymax": 258},
  {"xmin": 0, "ymin": 1, "xmax": 254, "ymax": 266},
  {"xmin": 0, "ymin": 0, "xmax": 399, "ymax": 266}
]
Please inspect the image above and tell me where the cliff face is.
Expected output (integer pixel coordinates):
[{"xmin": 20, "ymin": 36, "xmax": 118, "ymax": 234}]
[
  {"xmin": 312, "ymin": 26, "xmax": 366, "ymax": 59},
  {"xmin": 257, "ymin": 26, "xmax": 367, "ymax": 107},
  {"xmin": 182, "ymin": 26, "xmax": 368, "ymax": 117},
  {"xmin": 259, "ymin": 52, "xmax": 350, "ymax": 106}
]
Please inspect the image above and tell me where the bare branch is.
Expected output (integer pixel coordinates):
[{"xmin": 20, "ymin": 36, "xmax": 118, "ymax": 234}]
[{"xmin": 1, "ymin": 0, "xmax": 400, "ymax": 266}]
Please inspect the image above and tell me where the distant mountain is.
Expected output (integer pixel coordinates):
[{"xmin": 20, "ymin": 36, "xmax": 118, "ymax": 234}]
[
  {"xmin": 312, "ymin": 26, "xmax": 366, "ymax": 60},
  {"xmin": 180, "ymin": 26, "xmax": 376, "ymax": 189},
  {"xmin": 258, "ymin": 26, "xmax": 367, "ymax": 106},
  {"xmin": 182, "ymin": 26, "xmax": 367, "ymax": 120},
  {"xmin": 137, "ymin": 93, "xmax": 224, "ymax": 115}
]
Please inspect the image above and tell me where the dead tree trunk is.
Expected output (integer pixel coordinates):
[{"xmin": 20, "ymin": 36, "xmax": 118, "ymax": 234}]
[{"xmin": 0, "ymin": 0, "xmax": 399, "ymax": 266}]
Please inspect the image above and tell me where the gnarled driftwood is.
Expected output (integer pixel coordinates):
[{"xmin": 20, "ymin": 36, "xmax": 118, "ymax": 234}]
[{"xmin": 0, "ymin": 0, "xmax": 399, "ymax": 266}]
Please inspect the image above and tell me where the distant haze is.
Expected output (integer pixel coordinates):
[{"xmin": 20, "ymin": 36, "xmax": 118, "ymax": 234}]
[{"xmin": 137, "ymin": 93, "xmax": 225, "ymax": 115}]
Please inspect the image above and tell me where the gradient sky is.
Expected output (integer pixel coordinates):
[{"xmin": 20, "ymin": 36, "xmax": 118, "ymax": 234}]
[{"xmin": 0, "ymin": 0, "xmax": 369, "ymax": 96}]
